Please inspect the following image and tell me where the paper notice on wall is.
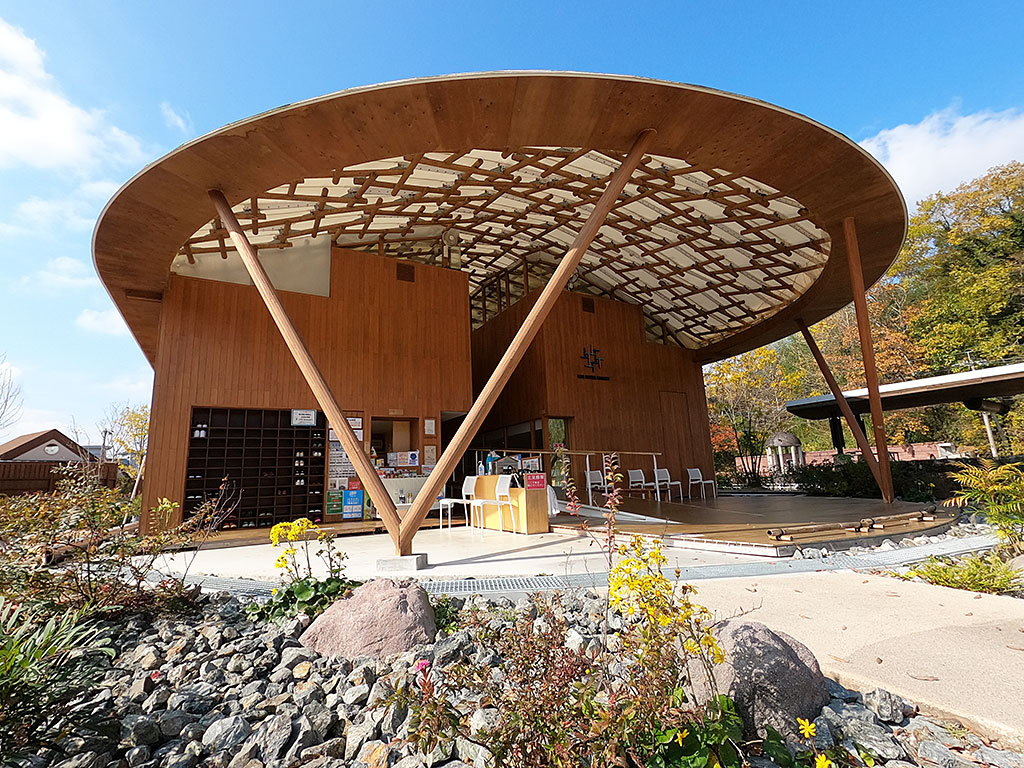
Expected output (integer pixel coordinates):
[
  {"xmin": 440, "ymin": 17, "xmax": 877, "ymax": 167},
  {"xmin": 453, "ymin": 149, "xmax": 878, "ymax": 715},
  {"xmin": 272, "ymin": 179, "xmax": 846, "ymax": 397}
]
[
  {"xmin": 423, "ymin": 445, "xmax": 437, "ymax": 465},
  {"xmin": 328, "ymin": 437, "xmax": 356, "ymax": 481}
]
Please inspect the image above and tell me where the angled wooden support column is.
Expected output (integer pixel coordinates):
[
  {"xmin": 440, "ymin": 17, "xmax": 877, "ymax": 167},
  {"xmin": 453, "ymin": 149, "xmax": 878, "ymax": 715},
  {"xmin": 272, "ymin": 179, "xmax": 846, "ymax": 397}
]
[
  {"xmin": 843, "ymin": 217, "xmax": 895, "ymax": 503},
  {"xmin": 397, "ymin": 128, "xmax": 658, "ymax": 554},
  {"xmin": 209, "ymin": 189, "xmax": 405, "ymax": 550},
  {"xmin": 797, "ymin": 321, "xmax": 884, "ymax": 492}
]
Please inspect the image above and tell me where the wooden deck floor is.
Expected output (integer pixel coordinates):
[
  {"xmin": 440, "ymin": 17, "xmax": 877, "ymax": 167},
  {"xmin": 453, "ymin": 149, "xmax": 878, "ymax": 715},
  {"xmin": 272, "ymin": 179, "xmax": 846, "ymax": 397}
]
[
  {"xmin": 198, "ymin": 515, "xmax": 460, "ymax": 549},
  {"xmin": 550, "ymin": 494, "xmax": 954, "ymax": 549}
]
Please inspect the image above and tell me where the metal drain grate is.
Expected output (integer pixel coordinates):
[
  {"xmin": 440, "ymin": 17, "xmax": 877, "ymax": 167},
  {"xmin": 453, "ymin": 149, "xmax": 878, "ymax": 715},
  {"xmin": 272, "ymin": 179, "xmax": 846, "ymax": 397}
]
[{"xmin": 424, "ymin": 575, "xmax": 571, "ymax": 595}]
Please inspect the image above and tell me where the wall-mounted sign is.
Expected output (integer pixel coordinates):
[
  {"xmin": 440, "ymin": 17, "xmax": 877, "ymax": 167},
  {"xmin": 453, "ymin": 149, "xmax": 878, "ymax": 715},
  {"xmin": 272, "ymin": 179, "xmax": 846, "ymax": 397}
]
[
  {"xmin": 424, "ymin": 418, "xmax": 436, "ymax": 436},
  {"xmin": 291, "ymin": 409, "xmax": 317, "ymax": 426},
  {"xmin": 423, "ymin": 445, "xmax": 437, "ymax": 465},
  {"xmin": 342, "ymin": 489, "xmax": 364, "ymax": 519},
  {"xmin": 580, "ymin": 345, "xmax": 604, "ymax": 372},
  {"xmin": 525, "ymin": 473, "xmax": 547, "ymax": 490},
  {"xmin": 522, "ymin": 456, "xmax": 542, "ymax": 471},
  {"xmin": 347, "ymin": 417, "xmax": 363, "ymax": 430}
]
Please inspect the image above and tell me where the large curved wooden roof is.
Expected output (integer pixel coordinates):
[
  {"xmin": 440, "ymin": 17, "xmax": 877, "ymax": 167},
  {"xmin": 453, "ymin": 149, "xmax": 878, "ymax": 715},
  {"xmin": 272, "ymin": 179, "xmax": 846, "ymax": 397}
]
[{"xmin": 93, "ymin": 71, "xmax": 906, "ymax": 366}]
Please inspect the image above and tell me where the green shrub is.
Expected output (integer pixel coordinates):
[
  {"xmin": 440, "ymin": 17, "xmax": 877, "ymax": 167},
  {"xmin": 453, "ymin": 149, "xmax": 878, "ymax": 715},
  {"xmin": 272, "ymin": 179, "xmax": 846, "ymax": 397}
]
[
  {"xmin": 902, "ymin": 553, "xmax": 1023, "ymax": 594},
  {"xmin": 945, "ymin": 460, "xmax": 1024, "ymax": 554},
  {"xmin": 431, "ymin": 594, "xmax": 462, "ymax": 634},
  {"xmin": 791, "ymin": 459, "xmax": 959, "ymax": 502},
  {"xmin": 0, "ymin": 597, "xmax": 115, "ymax": 763}
]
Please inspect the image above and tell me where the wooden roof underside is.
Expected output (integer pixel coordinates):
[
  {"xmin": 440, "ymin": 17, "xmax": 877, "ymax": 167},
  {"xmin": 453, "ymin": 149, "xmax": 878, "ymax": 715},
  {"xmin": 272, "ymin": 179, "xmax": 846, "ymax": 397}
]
[
  {"xmin": 174, "ymin": 148, "xmax": 830, "ymax": 347},
  {"xmin": 92, "ymin": 72, "xmax": 907, "ymax": 366}
]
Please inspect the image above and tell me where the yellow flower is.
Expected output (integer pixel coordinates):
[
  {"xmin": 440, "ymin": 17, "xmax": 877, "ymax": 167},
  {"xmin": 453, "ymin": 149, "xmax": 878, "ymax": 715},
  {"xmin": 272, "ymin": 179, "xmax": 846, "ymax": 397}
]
[
  {"xmin": 815, "ymin": 754, "xmax": 831, "ymax": 768},
  {"xmin": 271, "ymin": 588, "xmax": 278, "ymax": 595},
  {"xmin": 798, "ymin": 718, "xmax": 817, "ymax": 739},
  {"xmin": 675, "ymin": 728, "xmax": 689, "ymax": 746}
]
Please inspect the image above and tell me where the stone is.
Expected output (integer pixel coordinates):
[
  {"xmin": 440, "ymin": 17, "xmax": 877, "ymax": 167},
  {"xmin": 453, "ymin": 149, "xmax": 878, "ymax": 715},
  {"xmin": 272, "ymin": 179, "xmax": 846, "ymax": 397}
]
[
  {"xmin": 202, "ymin": 716, "xmax": 252, "ymax": 752},
  {"xmin": 344, "ymin": 719, "xmax": 380, "ymax": 760},
  {"xmin": 128, "ymin": 676, "xmax": 155, "ymax": 702},
  {"xmin": 687, "ymin": 620, "xmax": 828, "ymax": 741},
  {"xmin": 280, "ymin": 646, "xmax": 317, "ymax": 669},
  {"xmin": 52, "ymin": 752, "xmax": 103, "ymax": 768},
  {"xmin": 433, "ymin": 631, "xmax": 472, "ymax": 667},
  {"xmin": 247, "ymin": 712, "xmax": 293, "ymax": 763},
  {"xmin": 343, "ymin": 683, "xmax": 371, "ymax": 706},
  {"xmin": 299, "ymin": 736, "xmax": 346, "ymax": 760},
  {"xmin": 282, "ymin": 715, "xmax": 318, "ymax": 764},
  {"xmin": 301, "ymin": 579, "xmax": 436, "ymax": 659},
  {"xmin": 125, "ymin": 746, "xmax": 150, "ymax": 767},
  {"xmin": 837, "ymin": 717, "xmax": 905, "ymax": 760},
  {"xmin": 825, "ymin": 678, "xmax": 861, "ymax": 703},
  {"xmin": 292, "ymin": 660, "xmax": 313, "ymax": 680},
  {"xmin": 974, "ymin": 745, "xmax": 1024, "ymax": 768},
  {"xmin": 468, "ymin": 708, "xmax": 500, "ymax": 736},
  {"xmin": 864, "ymin": 688, "xmax": 914, "ymax": 724},
  {"xmin": 917, "ymin": 740, "xmax": 976, "ymax": 768},
  {"xmin": 167, "ymin": 683, "xmax": 219, "ymax": 714},
  {"xmin": 158, "ymin": 710, "xmax": 198, "ymax": 739},
  {"xmin": 121, "ymin": 715, "xmax": 162, "ymax": 747},
  {"xmin": 456, "ymin": 736, "xmax": 494, "ymax": 768}
]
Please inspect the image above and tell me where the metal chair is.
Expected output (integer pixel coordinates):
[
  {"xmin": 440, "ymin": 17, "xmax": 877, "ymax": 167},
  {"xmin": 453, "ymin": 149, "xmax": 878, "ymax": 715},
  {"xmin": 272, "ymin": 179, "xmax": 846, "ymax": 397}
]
[
  {"xmin": 627, "ymin": 469, "xmax": 647, "ymax": 491},
  {"xmin": 687, "ymin": 467, "xmax": 717, "ymax": 499},
  {"xmin": 586, "ymin": 469, "xmax": 610, "ymax": 496},
  {"xmin": 438, "ymin": 475, "xmax": 477, "ymax": 529},
  {"xmin": 652, "ymin": 468, "xmax": 683, "ymax": 501}
]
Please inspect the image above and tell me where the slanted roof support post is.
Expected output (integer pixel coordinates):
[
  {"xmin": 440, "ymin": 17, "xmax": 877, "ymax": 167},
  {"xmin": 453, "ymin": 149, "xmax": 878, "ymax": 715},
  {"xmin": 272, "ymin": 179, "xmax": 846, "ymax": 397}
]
[
  {"xmin": 843, "ymin": 217, "xmax": 895, "ymax": 503},
  {"xmin": 209, "ymin": 189, "xmax": 406, "ymax": 551},
  {"xmin": 397, "ymin": 128, "xmax": 658, "ymax": 554}
]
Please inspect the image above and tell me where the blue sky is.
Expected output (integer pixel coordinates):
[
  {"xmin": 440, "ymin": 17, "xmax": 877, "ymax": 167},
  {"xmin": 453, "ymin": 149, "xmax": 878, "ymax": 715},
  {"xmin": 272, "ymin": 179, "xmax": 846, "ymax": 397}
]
[{"xmin": 2, "ymin": 0, "xmax": 1024, "ymax": 441}]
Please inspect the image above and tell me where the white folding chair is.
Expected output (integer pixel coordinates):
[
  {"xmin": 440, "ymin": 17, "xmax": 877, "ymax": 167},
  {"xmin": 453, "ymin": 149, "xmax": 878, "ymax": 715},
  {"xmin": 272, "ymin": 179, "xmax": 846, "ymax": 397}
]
[
  {"xmin": 546, "ymin": 485, "xmax": 560, "ymax": 517},
  {"xmin": 438, "ymin": 475, "xmax": 477, "ymax": 529},
  {"xmin": 653, "ymin": 468, "xmax": 683, "ymax": 501},
  {"xmin": 470, "ymin": 474, "xmax": 518, "ymax": 533},
  {"xmin": 687, "ymin": 468, "xmax": 717, "ymax": 499}
]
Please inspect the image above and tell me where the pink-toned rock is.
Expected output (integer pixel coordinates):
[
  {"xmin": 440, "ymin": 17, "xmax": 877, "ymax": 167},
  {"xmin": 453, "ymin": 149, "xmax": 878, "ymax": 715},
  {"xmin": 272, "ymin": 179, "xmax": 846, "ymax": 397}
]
[{"xmin": 299, "ymin": 579, "xmax": 436, "ymax": 658}]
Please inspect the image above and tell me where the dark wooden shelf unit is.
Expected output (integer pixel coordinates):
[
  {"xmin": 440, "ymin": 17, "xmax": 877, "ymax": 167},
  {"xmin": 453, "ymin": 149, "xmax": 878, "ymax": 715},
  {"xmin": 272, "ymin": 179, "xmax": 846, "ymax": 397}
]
[{"xmin": 184, "ymin": 407, "xmax": 327, "ymax": 529}]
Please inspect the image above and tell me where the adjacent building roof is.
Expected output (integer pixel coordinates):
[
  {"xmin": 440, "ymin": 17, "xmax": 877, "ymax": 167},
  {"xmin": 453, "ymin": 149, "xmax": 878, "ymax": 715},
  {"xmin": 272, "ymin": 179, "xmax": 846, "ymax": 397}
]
[
  {"xmin": 93, "ymin": 71, "xmax": 907, "ymax": 366},
  {"xmin": 0, "ymin": 429, "xmax": 92, "ymax": 461},
  {"xmin": 786, "ymin": 362, "xmax": 1024, "ymax": 420}
]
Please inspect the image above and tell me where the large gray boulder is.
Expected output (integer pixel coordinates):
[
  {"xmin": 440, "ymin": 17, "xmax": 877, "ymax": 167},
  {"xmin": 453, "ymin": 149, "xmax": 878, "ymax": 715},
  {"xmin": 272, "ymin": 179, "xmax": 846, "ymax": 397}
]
[
  {"xmin": 300, "ymin": 578, "xmax": 436, "ymax": 659},
  {"xmin": 690, "ymin": 620, "xmax": 828, "ymax": 740}
]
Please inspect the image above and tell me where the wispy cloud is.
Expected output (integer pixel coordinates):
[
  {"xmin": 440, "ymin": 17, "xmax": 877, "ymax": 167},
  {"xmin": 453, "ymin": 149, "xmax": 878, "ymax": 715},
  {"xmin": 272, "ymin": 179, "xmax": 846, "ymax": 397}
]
[
  {"xmin": 0, "ymin": 18, "xmax": 147, "ymax": 172},
  {"xmin": 160, "ymin": 101, "xmax": 193, "ymax": 135},
  {"xmin": 19, "ymin": 256, "xmax": 99, "ymax": 292},
  {"xmin": 75, "ymin": 307, "xmax": 129, "ymax": 336},
  {"xmin": 860, "ymin": 105, "xmax": 1024, "ymax": 210}
]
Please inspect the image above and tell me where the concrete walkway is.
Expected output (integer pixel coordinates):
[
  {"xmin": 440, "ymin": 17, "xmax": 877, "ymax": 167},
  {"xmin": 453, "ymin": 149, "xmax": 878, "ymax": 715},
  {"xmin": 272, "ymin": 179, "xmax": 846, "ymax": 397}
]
[{"xmin": 694, "ymin": 571, "xmax": 1024, "ymax": 750}]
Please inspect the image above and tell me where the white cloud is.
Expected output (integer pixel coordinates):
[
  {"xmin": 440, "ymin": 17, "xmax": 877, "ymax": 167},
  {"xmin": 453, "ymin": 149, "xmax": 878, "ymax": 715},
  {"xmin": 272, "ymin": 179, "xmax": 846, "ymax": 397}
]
[
  {"xmin": 0, "ymin": 359, "xmax": 22, "ymax": 380},
  {"xmin": 76, "ymin": 307, "xmax": 129, "ymax": 336},
  {"xmin": 1, "ymin": 407, "xmax": 71, "ymax": 441},
  {"xmin": 160, "ymin": 101, "xmax": 193, "ymax": 135},
  {"xmin": 0, "ymin": 17, "xmax": 146, "ymax": 171},
  {"xmin": 19, "ymin": 256, "xmax": 99, "ymax": 291},
  {"xmin": 105, "ymin": 369, "xmax": 153, "ymax": 400},
  {"xmin": 860, "ymin": 105, "xmax": 1024, "ymax": 210}
]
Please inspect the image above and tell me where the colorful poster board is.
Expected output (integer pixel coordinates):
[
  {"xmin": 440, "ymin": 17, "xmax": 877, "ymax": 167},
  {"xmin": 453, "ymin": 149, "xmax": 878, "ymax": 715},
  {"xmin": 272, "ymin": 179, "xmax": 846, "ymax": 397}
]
[
  {"xmin": 525, "ymin": 472, "xmax": 547, "ymax": 490},
  {"xmin": 342, "ymin": 489, "xmax": 364, "ymax": 519}
]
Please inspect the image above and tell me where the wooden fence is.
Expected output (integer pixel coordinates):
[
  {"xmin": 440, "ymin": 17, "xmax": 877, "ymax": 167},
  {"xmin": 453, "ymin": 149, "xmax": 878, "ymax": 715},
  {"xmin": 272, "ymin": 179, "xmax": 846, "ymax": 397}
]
[{"xmin": 0, "ymin": 461, "xmax": 120, "ymax": 495}]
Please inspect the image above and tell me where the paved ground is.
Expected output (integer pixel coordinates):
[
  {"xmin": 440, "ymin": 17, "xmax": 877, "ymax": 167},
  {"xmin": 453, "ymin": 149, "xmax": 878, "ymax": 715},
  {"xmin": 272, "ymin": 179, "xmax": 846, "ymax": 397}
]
[
  {"xmin": 160, "ymin": 527, "xmax": 756, "ymax": 582},
  {"xmin": 693, "ymin": 571, "xmax": 1024, "ymax": 750}
]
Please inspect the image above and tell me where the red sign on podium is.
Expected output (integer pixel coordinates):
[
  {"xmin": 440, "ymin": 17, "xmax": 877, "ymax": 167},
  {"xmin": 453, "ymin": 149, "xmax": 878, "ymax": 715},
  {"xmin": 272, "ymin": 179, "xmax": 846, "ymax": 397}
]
[{"xmin": 525, "ymin": 473, "xmax": 547, "ymax": 490}]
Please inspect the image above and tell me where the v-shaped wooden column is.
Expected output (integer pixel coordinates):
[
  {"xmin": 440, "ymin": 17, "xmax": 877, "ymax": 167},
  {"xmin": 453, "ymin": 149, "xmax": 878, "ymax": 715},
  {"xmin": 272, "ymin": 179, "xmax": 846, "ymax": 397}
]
[
  {"xmin": 209, "ymin": 189, "xmax": 405, "ymax": 548},
  {"xmin": 397, "ymin": 128, "xmax": 657, "ymax": 554}
]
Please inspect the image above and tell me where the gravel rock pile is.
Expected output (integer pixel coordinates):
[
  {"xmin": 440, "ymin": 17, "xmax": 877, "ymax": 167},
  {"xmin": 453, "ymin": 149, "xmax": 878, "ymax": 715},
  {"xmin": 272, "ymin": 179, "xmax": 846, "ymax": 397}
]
[{"xmin": 24, "ymin": 589, "xmax": 1024, "ymax": 768}]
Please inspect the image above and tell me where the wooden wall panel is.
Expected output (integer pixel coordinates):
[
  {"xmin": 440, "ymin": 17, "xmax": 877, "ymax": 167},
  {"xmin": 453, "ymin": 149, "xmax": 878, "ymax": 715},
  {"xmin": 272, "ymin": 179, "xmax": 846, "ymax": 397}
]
[
  {"xmin": 471, "ymin": 290, "xmax": 714, "ymax": 491},
  {"xmin": 143, "ymin": 248, "xmax": 472, "ymax": 530}
]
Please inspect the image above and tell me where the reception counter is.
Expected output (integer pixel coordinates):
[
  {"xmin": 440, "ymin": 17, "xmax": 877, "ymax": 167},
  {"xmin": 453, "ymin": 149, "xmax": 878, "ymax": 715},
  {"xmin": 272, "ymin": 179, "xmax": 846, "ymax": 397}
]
[{"xmin": 472, "ymin": 475, "xmax": 550, "ymax": 534}]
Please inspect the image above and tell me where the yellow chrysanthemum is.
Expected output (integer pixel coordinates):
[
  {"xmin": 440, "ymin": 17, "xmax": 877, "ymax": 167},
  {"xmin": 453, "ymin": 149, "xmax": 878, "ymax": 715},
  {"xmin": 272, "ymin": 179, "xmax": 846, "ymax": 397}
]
[
  {"xmin": 798, "ymin": 718, "xmax": 817, "ymax": 739},
  {"xmin": 815, "ymin": 754, "xmax": 831, "ymax": 768}
]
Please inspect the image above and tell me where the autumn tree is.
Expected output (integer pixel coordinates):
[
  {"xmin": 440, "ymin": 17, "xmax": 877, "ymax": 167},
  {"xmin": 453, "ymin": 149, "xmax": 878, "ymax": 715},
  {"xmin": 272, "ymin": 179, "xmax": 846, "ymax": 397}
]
[
  {"xmin": 99, "ymin": 403, "xmax": 150, "ymax": 480},
  {"xmin": 704, "ymin": 347, "xmax": 803, "ymax": 477}
]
